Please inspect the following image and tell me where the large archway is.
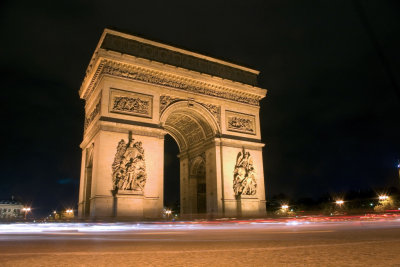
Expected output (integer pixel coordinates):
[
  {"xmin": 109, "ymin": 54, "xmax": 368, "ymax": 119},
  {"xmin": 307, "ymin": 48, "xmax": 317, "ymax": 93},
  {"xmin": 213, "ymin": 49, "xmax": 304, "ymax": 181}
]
[{"xmin": 160, "ymin": 101, "xmax": 219, "ymax": 216}]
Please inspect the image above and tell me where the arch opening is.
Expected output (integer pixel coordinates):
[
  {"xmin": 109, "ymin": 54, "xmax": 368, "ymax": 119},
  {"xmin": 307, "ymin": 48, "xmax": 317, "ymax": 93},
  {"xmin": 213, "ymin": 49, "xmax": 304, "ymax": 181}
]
[
  {"xmin": 163, "ymin": 134, "xmax": 180, "ymax": 214},
  {"xmin": 161, "ymin": 102, "xmax": 217, "ymax": 216},
  {"xmin": 190, "ymin": 156, "xmax": 206, "ymax": 214}
]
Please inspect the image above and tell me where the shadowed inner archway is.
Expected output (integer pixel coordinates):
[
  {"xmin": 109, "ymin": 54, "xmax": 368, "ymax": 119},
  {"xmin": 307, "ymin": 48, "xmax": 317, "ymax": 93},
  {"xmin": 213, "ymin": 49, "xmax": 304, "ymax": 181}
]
[
  {"xmin": 163, "ymin": 134, "xmax": 180, "ymax": 212},
  {"xmin": 163, "ymin": 109, "xmax": 214, "ymax": 151},
  {"xmin": 161, "ymin": 104, "xmax": 217, "ymax": 215}
]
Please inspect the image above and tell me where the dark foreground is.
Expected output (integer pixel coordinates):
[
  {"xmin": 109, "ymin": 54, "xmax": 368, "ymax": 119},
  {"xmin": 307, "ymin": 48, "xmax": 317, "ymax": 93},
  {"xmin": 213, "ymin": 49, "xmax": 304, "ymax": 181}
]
[{"xmin": 1, "ymin": 216, "xmax": 400, "ymax": 266}]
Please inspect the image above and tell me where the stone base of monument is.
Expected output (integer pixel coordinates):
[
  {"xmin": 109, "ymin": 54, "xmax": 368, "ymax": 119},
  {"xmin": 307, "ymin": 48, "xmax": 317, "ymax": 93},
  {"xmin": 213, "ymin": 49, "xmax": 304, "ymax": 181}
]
[
  {"xmin": 115, "ymin": 190, "xmax": 144, "ymax": 218},
  {"xmin": 237, "ymin": 195, "xmax": 260, "ymax": 217}
]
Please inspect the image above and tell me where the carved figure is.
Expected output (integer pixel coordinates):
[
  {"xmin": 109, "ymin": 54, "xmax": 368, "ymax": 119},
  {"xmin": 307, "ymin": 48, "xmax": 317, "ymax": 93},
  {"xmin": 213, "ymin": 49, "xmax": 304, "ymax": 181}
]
[
  {"xmin": 83, "ymin": 60, "xmax": 261, "ymax": 106},
  {"xmin": 233, "ymin": 148, "xmax": 257, "ymax": 196},
  {"xmin": 84, "ymin": 100, "xmax": 101, "ymax": 131},
  {"xmin": 228, "ymin": 116, "xmax": 254, "ymax": 133},
  {"xmin": 112, "ymin": 96, "xmax": 149, "ymax": 115},
  {"xmin": 112, "ymin": 133, "xmax": 147, "ymax": 192}
]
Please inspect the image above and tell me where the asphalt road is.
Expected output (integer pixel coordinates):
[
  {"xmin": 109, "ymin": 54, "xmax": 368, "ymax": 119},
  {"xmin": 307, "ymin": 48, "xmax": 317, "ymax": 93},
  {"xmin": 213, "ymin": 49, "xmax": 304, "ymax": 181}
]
[{"xmin": 1, "ymin": 218, "xmax": 400, "ymax": 266}]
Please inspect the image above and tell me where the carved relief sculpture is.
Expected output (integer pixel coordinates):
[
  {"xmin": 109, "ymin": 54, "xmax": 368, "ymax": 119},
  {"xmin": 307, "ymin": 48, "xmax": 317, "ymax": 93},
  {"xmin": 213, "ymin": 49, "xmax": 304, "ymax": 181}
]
[
  {"xmin": 226, "ymin": 111, "xmax": 256, "ymax": 135},
  {"xmin": 233, "ymin": 148, "xmax": 257, "ymax": 196},
  {"xmin": 84, "ymin": 99, "xmax": 101, "ymax": 131},
  {"xmin": 82, "ymin": 59, "xmax": 261, "ymax": 106},
  {"xmin": 201, "ymin": 103, "xmax": 221, "ymax": 126},
  {"xmin": 109, "ymin": 88, "xmax": 153, "ymax": 118},
  {"xmin": 159, "ymin": 95, "xmax": 180, "ymax": 114},
  {"xmin": 160, "ymin": 95, "xmax": 221, "ymax": 127},
  {"xmin": 112, "ymin": 133, "xmax": 147, "ymax": 193}
]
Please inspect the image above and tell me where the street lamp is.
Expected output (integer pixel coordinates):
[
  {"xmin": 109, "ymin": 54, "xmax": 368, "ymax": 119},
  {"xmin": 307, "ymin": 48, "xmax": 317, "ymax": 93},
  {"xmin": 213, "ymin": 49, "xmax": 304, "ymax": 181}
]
[
  {"xmin": 335, "ymin": 200, "xmax": 344, "ymax": 206},
  {"xmin": 281, "ymin": 204, "xmax": 289, "ymax": 210},
  {"xmin": 378, "ymin": 195, "xmax": 389, "ymax": 201},
  {"xmin": 165, "ymin": 209, "xmax": 172, "ymax": 218},
  {"xmin": 22, "ymin": 207, "xmax": 31, "ymax": 220}
]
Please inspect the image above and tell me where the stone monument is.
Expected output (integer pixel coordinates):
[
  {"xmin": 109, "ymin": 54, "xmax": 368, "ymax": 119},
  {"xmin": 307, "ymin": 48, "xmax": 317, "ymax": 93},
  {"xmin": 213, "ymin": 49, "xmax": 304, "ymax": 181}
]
[{"xmin": 78, "ymin": 29, "xmax": 267, "ymax": 219}]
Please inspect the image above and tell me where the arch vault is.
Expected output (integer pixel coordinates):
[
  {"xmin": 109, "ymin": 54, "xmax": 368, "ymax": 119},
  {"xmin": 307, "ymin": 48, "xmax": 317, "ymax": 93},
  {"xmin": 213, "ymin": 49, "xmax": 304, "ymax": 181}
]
[{"xmin": 78, "ymin": 29, "xmax": 267, "ymax": 219}]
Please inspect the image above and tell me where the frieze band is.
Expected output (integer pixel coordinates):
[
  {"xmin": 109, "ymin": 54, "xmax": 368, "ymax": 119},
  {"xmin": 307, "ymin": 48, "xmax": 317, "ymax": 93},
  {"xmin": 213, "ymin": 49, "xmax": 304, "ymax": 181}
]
[
  {"xmin": 101, "ymin": 34, "xmax": 258, "ymax": 86},
  {"xmin": 82, "ymin": 59, "xmax": 261, "ymax": 106}
]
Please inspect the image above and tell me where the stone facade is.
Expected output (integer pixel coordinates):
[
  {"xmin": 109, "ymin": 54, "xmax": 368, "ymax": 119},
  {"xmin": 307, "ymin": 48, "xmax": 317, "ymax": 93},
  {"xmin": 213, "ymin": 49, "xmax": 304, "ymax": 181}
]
[
  {"xmin": 0, "ymin": 200, "xmax": 23, "ymax": 220},
  {"xmin": 78, "ymin": 29, "xmax": 267, "ymax": 219}
]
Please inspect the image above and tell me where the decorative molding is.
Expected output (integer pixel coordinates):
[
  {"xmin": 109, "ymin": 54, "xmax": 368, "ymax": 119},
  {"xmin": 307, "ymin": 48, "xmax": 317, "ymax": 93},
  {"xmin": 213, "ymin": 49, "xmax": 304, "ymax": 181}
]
[
  {"xmin": 233, "ymin": 148, "xmax": 257, "ymax": 196},
  {"xmin": 99, "ymin": 116, "xmax": 162, "ymax": 129},
  {"xmin": 109, "ymin": 88, "xmax": 153, "ymax": 118},
  {"xmin": 159, "ymin": 95, "xmax": 181, "ymax": 114},
  {"xmin": 112, "ymin": 132, "xmax": 147, "ymax": 193},
  {"xmin": 160, "ymin": 95, "xmax": 221, "ymax": 127},
  {"xmin": 100, "ymin": 33, "xmax": 258, "ymax": 86},
  {"xmin": 189, "ymin": 152, "xmax": 206, "ymax": 176},
  {"xmin": 220, "ymin": 134, "xmax": 261, "ymax": 143},
  {"xmin": 201, "ymin": 103, "xmax": 221, "ymax": 126},
  {"xmin": 82, "ymin": 59, "xmax": 261, "ymax": 106},
  {"xmin": 166, "ymin": 113, "xmax": 206, "ymax": 146},
  {"xmin": 84, "ymin": 98, "xmax": 101, "ymax": 131},
  {"xmin": 226, "ymin": 110, "xmax": 256, "ymax": 135}
]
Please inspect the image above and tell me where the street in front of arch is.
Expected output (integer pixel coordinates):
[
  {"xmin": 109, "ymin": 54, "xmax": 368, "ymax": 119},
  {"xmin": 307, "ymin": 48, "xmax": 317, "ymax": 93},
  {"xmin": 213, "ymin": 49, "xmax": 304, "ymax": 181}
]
[{"xmin": 1, "ymin": 215, "xmax": 400, "ymax": 267}]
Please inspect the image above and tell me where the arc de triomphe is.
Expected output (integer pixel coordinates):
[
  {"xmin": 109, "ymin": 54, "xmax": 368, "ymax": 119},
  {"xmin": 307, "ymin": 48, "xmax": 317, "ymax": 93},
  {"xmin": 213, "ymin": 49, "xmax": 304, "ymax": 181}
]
[{"xmin": 78, "ymin": 29, "xmax": 267, "ymax": 219}]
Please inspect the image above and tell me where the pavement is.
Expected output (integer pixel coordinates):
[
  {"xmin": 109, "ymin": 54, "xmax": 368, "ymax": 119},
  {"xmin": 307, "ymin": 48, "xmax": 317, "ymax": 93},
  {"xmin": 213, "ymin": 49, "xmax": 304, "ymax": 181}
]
[{"xmin": 1, "ymin": 215, "xmax": 400, "ymax": 266}]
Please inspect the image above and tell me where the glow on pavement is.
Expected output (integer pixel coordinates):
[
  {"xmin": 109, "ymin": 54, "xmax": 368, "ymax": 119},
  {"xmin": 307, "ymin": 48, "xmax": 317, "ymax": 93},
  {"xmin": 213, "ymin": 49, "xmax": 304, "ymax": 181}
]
[{"xmin": 0, "ymin": 214, "xmax": 399, "ymax": 234}]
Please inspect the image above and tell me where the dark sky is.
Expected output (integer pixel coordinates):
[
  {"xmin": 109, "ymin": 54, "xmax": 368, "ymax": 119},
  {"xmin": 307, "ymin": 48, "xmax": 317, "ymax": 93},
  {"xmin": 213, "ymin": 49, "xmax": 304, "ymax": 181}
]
[{"xmin": 1, "ymin": 0, "xmax": 399, "ymax": 215}]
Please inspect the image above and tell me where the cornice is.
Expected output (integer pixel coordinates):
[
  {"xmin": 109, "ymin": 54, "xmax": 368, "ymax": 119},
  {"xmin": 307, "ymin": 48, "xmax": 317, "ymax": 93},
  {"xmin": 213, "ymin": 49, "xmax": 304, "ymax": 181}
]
[{"xmin": 80, "ymin": 58, "xmax": 266, "ymax": 106}]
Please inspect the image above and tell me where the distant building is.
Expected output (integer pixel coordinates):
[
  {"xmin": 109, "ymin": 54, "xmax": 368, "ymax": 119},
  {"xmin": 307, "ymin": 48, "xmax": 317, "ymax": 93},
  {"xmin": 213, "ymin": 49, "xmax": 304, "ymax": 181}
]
[{"xmin": 0, "ymin": 199, "xmax": 24, "ymax": 220}]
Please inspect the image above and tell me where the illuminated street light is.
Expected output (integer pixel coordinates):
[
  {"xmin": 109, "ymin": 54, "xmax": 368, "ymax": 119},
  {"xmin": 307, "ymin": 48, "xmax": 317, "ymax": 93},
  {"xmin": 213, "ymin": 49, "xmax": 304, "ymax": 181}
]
[
  {"xmin": 281, "ymin": 205, "xmax": 289, "ymax": 210},
  {"xmin": 165, "ymin": 209, "xmax": 172, "ymax": 218},
  {"xmin": 378, "ymin": 195, "xmax": 389, "ymax": 201},
  {"xmin": 66, "ymin": 209, "xmax": 73, "ymax": 214},
  {"xmin": 335, "ymin": 200, "xmax": 344, "ymax": 205},
  {"xmin": 22, "ymin": 207, "xmax": 31, "ymax": 220}
]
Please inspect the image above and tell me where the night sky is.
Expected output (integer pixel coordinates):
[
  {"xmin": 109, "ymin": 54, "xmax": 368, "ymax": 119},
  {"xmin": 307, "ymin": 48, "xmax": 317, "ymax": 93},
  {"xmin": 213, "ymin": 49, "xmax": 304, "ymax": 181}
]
[{"xmin": 1, "ymin": 0, "xmax": 399, "ymax": 216}]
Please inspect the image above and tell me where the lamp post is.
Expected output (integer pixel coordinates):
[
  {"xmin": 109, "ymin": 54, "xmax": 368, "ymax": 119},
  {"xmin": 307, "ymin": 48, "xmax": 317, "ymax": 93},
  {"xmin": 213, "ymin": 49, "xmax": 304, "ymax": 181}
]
[
  {"xmin": 65, "ymin": 209, "xmax": 74, "ymax": 219},
  {"xmin": 335, "ymin": 200, "xmax": 344, "ymax": 206},
  {"xmin": 22, "ymin": 207, "xmax": 31, "ymax": 220},
  {"xmin": 378, "ymin": 195, "xmax": 389, "ymax": 201},
  {"xmin": 165, "ymin": 209, "xmax": 172, "ymax": 218}
]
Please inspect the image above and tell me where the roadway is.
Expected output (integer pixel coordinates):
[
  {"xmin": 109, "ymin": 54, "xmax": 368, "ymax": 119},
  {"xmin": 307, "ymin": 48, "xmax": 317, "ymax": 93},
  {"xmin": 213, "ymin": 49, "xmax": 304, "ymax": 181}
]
[{"xmin": 1, "ymin": 216, "xmax": 400, "ymax": 266}]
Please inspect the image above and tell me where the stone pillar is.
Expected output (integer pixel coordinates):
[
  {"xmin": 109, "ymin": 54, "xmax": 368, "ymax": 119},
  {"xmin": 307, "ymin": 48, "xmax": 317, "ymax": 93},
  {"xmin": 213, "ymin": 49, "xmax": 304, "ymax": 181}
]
[
  {"xmin": 204, "ymin": 143, "xmax": 221, "ymax": 217},
  {"xmin": 217, "ymin": 139, "xmax": 266, "ymax": 218},
  {"xmin": 78, "ymin": 149, "xmax": 86, "ymax": 218},
  {"xmin": 80, "ymin": 124, "xmax": 165, "ymax": 219},
  {"xmin": 179, "ymin": 156, "xmax": 190, "ymax": 215},
  {"xmin": 115, "ymin": 191, "xmax": 144, "ymax": 218}
]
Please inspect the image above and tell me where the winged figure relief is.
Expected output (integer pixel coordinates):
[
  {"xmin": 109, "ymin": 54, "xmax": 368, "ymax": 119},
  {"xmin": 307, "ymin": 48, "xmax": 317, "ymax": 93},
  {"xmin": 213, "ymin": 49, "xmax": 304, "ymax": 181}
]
[
  {"xmin": 112, "ymin": 136, "xmax": 147, "ymax": 193},
  {"xmin": 233, "ymin": 148, "xmax": 257, "ymax": 196}
]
